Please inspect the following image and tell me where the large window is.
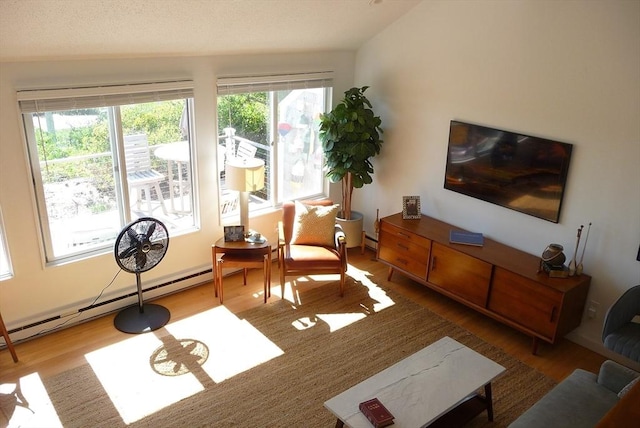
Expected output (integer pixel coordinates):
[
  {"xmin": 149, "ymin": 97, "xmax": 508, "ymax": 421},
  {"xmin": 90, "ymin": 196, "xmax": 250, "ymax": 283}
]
[
  {"xmin": 18, "ymin": 81, "xmax": 197, "ymax": 264},
  {"xmin": 0, "ymin": 206, "xmax": 12, "ymax": 281},
  {"xmin": 216, "ymin": 73, "xmax": 332, "ymax": 220}
]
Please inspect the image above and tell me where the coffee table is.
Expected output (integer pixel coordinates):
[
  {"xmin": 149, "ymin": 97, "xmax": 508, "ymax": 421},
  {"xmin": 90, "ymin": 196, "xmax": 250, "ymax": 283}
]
[{"xmin": 324, "ymin": 336, "xmax": 505, "ymax": 427}]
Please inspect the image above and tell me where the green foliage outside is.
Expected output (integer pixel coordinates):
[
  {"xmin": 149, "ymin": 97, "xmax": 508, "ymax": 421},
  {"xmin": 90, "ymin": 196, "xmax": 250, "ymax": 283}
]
[
  {"xmin": 34, "ymin": 96, "xmax": 270, "ymax": 216},
  {"xmin": 217, "ymin": 92, "xmax": 268, "ymax": 144}
]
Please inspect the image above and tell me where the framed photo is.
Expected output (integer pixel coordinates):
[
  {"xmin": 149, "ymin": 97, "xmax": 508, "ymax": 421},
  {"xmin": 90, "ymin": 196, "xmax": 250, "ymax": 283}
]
[
  {"xmin": 224, "ymin": 225, "xmax": 245, "ymax": 242},
  {"xmin": 402, "ymin": 196, "xmax": 421, "ymax": 219}
]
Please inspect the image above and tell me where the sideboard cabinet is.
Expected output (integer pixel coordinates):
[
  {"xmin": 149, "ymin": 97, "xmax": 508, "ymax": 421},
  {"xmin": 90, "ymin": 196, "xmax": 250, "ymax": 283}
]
[{"xmin": 377, "ymin": 213, "xmax": 591, "ymax": 354}]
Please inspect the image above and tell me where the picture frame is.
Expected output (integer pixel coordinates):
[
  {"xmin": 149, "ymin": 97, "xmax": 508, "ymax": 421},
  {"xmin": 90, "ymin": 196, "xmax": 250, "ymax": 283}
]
[
  {"xmin": 224, "ymin": 225, "xmax": 245, "ymax": 242},
  {"xmin": 402, "ymin": 196, "xmax": 421, "ymax": 219}
]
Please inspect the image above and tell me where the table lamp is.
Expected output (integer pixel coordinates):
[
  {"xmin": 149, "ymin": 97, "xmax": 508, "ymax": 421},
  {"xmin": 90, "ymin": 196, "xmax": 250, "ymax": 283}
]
[{"xmin": 225, "ymin": 157, "xmax": 265, "ymax": 234}]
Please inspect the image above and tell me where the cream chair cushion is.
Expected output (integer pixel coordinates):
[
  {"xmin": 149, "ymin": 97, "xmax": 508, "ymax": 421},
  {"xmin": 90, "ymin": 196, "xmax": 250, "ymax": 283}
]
[{"xmin": 291, "ymin": 201, "xmax": 339, "ymax": 246}]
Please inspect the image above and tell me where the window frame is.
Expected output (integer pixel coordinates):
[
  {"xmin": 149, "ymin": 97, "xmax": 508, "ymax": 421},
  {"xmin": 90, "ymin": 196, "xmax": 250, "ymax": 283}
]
[
  {"xmin": 17, "ymin": 81, "xmax": 198, "ymax": 265},
  {"xmin": 216, "ymin": 72, "xmax": 333, "ymax": 221},
  {"xmin": 0, "ymin": 206, "xmax": 13, "ymax": 281}
]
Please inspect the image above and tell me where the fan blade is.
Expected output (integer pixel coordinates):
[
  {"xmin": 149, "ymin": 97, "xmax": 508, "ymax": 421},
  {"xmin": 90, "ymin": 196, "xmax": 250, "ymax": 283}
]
[
  {"xmin": 150, "ymin": 243, "xmax": 164, "ymax": 251},
  {"xmin": 119, "ymin": 245, "xmax": 138, "ymax": 259},
  {"xmin": 127, "ymin": 227, "xmax": 140, "ymax": 244},
  {"xmin": 135, "ymin": 251, "xmax": 147, "ymax": 270},
  {"xmin": 145, "ymin": 222, "xmax": 156, "ymax": 239}
]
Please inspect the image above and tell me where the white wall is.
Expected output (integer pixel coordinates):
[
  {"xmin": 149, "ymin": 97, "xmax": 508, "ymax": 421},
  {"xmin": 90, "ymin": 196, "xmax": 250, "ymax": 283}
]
[
  {"xmin": 0, "ymin": 52, "xmax": 354, "ymax": 340},
  {"xmin": 354, "ymin": 0, "xmax": 640, "ymax": 354}
]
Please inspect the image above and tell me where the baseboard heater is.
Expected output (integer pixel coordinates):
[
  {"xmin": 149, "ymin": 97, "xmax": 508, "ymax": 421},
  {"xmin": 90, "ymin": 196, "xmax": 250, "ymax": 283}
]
[{"xmin": 7, "ymin": 268, "xmax": 213, "ymax": 336}]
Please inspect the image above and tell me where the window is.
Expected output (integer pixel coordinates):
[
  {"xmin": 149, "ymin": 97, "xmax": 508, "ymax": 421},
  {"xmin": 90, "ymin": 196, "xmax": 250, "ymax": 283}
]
[
  {"xmin": 0, "ymin": 206, "xmax": 12, "ymax": 281},
  {"xmin": 18, "ymin": 81, "xmax": 197, "ymax": 264},
  {"xmin": 216, "ymin": 72, "xmax": 332, "ymax": 221}
]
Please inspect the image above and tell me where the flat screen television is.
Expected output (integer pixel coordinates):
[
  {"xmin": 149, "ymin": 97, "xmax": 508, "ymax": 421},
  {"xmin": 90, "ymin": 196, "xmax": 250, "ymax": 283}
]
[{"xmin": 444, "ymin": 120, "xmax": 573, "ymax": 223}]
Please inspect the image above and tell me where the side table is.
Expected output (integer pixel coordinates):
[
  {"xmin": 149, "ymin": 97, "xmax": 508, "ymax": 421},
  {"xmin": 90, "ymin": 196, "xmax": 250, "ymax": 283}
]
[{"xmin": 212, "ymin": 237, "xmax": 271, "ymax": 304}]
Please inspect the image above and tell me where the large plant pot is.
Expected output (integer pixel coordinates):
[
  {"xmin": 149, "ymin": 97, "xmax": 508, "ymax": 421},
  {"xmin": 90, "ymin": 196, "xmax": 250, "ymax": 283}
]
[{"xmin": 336, "ymin": 211, "xmax": 363, "ymax": 249}]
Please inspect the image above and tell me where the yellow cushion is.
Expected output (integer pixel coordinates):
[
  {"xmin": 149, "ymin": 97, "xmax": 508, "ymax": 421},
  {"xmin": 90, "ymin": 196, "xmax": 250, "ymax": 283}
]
[{"xmin": 291, "ymin": 201, "xmax": 339, "ymax": 246}]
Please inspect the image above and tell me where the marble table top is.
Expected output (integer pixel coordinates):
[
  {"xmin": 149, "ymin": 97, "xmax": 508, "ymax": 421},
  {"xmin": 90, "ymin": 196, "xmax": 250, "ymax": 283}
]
[{"xmin": 324, "ymin": 336, "xmax": 506, "ymax": 427}]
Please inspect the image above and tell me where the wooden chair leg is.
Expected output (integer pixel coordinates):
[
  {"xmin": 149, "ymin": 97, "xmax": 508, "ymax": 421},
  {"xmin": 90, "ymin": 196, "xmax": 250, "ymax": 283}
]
[{"xmin": 0, "ymin": 311, "xmax": 18, "ymax": 363}]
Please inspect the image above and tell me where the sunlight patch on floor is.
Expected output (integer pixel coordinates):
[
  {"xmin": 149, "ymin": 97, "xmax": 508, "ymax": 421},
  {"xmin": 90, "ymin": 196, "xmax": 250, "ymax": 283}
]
[
  {"xmin": 348, "ymin": 264, "xmax": 396, "ymax": 312},
  {"xmin": 84, "ymin": 305, "xmax": 283, "ymax": 424},
  {"xmin": 286, "ymin": 265, "xmax": 394, "ymax": 333},
  {"xmin": 1, "ymin": 373, "xmax": 62, "ymax": 428},
  {"xmin": 316, "ymin": 312, "xmax": 367, "ymax": 332}
]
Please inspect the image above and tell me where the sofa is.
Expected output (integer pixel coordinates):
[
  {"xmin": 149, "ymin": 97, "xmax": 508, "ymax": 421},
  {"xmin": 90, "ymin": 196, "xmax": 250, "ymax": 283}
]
[{"xmin": 509, "ymin": 360, "xmax": 640, "ymax": 428}]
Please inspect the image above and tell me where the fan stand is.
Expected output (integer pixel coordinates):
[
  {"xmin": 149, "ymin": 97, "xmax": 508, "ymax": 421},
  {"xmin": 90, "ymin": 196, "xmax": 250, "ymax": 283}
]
[{"xmin": 114, "ymin": 271, "xmax": 170, "ymax": 334}]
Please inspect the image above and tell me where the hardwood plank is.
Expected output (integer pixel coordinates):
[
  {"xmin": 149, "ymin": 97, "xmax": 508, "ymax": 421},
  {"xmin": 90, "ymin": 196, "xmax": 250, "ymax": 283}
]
[{"xmin": 0, "ymin": 248, "xmax": 605, "ymax": 383}]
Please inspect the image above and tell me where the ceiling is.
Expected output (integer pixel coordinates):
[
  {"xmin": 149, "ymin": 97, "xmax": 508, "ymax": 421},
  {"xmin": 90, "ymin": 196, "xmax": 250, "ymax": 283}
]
[{"xmin": 0, "ymin": 0, "xmax": 421, "ymax": 62}]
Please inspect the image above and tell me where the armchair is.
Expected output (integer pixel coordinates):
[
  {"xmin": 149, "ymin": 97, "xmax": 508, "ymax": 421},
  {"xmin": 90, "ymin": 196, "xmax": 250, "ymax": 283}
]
[
  {"xmin": 278, "ymin": 200, "xmax": 348, "ymax": 297},
  {"xmin": 602, "ymin": 284, "xmax": 640, "ymax": 363}
]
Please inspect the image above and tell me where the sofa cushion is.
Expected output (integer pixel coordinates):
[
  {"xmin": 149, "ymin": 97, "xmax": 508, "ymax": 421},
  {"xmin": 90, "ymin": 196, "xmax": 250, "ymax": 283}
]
[
  {"xmin": 290, "ymin": 201, "xmax": 339, "ymax": 246},
  {"xmin": 509, "ymin": 369, "xmax": 619, "ymax": 428}
]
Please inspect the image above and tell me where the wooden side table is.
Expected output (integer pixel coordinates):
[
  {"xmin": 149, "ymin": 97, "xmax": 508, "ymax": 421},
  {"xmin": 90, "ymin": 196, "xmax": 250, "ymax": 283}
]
[
  {"xmin": 212, "ymin": 237, "xmax": 271, "ymax": 304},
  {"xmin": 1, "ymin": 310, "xmax": 18, "ymax": 362}
]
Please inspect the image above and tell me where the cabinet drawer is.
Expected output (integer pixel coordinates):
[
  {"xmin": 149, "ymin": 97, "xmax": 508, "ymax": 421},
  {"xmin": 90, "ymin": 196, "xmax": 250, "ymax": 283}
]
[
  {"xmin": 379, "ymin": 232, "xmax": 430, "ymax": 280},
  {"xmin": 488, "ymin": 268, "xmax": 563, "ymax": 339},
  {"xmin": 428, "ymin": 242, "xmax": 491, "ymax": 307},
  {"xmin": 380, "ymin": 221, "xmax": 431, "ymax": 249}
]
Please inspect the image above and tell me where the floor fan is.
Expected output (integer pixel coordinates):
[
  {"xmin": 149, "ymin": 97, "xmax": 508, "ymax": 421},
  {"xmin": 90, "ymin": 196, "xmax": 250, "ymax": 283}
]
[{"xmin": 113, "ymin": 217, "xmax": 170, "ymax": 334}]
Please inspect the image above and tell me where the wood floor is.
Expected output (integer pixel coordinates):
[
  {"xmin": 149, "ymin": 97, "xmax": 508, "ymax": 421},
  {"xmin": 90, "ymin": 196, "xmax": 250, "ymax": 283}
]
[{"xmin": 1, "ymin": 247, "xmax": 606, "ymax": 384}]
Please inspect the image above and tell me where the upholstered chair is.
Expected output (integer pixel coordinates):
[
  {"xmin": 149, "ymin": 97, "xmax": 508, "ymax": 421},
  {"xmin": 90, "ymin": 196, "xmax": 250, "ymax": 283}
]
[
  {"xmin": 278, "ymin": 200, "xmax": 347, "ymax": 297},
  {"xmin": 602, "ymin": 285, "xmax": 640, "ymax": 363}
]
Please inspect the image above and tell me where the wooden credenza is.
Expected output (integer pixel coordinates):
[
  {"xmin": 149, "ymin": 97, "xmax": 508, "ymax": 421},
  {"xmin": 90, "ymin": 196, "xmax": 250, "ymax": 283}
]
[{"xmin": 377, "ymin": 213, "xmax": 591, "ymax": 354}]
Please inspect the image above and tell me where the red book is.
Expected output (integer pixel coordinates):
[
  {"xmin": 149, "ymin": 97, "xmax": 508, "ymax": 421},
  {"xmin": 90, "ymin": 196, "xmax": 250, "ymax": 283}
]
[{"xmin": 359, "ymin": 398, "xmax": 395, "ymax": 427}]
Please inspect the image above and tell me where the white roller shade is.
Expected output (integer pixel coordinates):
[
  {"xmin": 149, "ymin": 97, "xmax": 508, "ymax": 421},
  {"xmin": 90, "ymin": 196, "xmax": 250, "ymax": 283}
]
[
  {"xmin": 17, "ymin": 80, "xmax": 194, "ymax": 113},
  {"xmin": 217, "ymin": 71, "xmax": 333, "ymax": 95}
]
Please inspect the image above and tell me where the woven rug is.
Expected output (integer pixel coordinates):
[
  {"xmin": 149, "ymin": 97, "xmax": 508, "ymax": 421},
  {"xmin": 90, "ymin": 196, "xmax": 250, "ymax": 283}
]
[{"xmin": 18, "ymin": 278, "xmax": 555, "ymax": 427}]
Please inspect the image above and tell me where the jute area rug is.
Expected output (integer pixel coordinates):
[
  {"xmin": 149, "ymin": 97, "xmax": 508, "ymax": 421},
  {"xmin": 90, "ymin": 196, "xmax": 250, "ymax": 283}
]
[{"xmin": 38, "ymin": 279, "xmax": 554, "ymax": 427}]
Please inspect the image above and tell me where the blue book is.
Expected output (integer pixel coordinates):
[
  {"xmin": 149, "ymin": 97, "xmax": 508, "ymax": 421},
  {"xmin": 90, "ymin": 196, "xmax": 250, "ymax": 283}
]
[{"xmin": 449, "ymin": 230, "xmax": 484, "ymax": 247}]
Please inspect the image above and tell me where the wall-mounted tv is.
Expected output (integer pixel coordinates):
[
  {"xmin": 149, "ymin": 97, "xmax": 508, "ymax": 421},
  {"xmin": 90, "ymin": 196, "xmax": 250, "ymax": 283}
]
[{"xmin": 444, "ymin": 120, "xmax": 573, "ymax": 223}]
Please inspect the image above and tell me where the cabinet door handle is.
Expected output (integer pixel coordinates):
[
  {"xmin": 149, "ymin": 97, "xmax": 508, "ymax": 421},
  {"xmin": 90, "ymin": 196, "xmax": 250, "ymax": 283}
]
[
  {"xmin": 549, "ymin": 306, "xmax": 557, "ymax": 322},
  {"xmin": 396, "ymin": 257, "xmax": 408, "ymax": 266},
  {"xmin": 431, "ymin": 256, "xmax": 437, "ymax": 270},
  {"xmin": 397, "ymin": 243, "xmax": 409, "ymax": 250},
  {"xmin": 398, "ymin": 232, "xmax": 411, "ymax": 239}
]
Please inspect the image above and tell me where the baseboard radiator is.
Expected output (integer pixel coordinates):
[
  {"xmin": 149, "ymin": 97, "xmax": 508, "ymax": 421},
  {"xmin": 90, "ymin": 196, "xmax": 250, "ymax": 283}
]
[{"xmin": 4, "ymin": 267, "xmax": 213, "ymax": 345}]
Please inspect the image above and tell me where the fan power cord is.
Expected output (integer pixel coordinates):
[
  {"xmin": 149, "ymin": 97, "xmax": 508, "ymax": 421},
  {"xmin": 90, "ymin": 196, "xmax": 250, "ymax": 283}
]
[{"xmin": 31, "ymin": 268, "xmax": 123, "ymax": 338}]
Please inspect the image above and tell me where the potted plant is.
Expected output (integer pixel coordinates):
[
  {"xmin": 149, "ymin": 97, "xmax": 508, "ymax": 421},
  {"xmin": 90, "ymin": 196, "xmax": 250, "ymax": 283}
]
[{"xmin": 319, "ymin": 86, "xmax": 383, "ymax": 247}]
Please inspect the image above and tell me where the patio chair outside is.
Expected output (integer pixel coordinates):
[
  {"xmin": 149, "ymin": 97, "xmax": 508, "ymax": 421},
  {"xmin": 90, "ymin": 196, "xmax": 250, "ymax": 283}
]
[{"xmin": 124, "ymin": 134, "xmax": 167, "ymax": 215}]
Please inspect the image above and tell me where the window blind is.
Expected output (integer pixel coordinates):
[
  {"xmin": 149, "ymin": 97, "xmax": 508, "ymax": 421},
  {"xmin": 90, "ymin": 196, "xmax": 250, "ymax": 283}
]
[
  {"xmin": 17, "ymin": 80, "xmax": 194, "ymax": 113},
  {"xmin": 217, "ymin": 71, "xmax": 333, "ymax": 95}
]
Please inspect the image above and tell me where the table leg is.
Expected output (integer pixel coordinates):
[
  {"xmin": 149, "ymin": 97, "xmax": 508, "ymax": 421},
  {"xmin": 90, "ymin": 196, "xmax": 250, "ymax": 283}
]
[
  {"xmin": 334, "ymin": 419, "xmax": 344, "ymax": 428},
  {"xmin": 218, "ymin": 259, "xmax": 224, "ymax": 304},
  {"xmin": 267, "ymin": 250, "xmax": 271, "ymax": 298},
  {"xmin": 263, "ymin": 254, "xmax": 268, "ymax": 303},
  {"xmin": 212, "ymin": 246, "xmax": 218, "ymax": 298},
  {"xmin": 485, "ymin": 382, "xmax": 494, "ymax": 421}
]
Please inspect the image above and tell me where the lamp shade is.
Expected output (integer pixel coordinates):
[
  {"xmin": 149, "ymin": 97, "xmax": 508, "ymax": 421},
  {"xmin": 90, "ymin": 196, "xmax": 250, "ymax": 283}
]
[{"xmin": 225, "ymin": 158, "xmax": 265, "ymax": 192}]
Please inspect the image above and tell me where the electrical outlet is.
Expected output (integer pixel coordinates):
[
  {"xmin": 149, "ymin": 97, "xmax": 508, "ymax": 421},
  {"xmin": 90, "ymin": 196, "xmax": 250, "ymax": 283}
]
[{"xmin": 587, "ymin": 300, "xmax": 600, "ymax": 319}]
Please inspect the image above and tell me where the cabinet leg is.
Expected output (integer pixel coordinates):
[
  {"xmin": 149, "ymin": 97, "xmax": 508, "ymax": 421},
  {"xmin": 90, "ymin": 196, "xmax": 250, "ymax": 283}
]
[
  {"xmin": 531, "ymin": 337, "xmax": 539, "ymax": 355},
  {"xmin": 387, "ymin": 266, "xmax": 394, "ymax": 281}
]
